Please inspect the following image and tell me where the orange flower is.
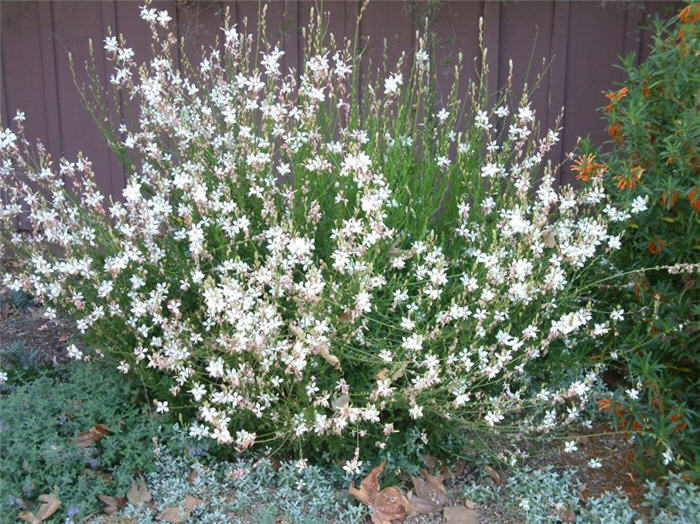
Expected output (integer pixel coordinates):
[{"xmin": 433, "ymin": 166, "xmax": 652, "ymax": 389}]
[
  {"xmin": 679, "ymin": 4, "xmax": 700, "ymax": 23},
  {"xmin": 647, "ymin": 239, "xmax": 666, "ymax": 255},
  {"xmin": 614, "ymin": 165, "xmax": 643, "ymax": 190},
  {"xmin": 604, "ymin": 87, "xmax": 629, "ymax": 112},
  {"xmin": 571, "ymin": 153, "xmax": 607, "ymax": 182},
  {"xmin": 597, "ymin": 398, "xmax": 613, "ymax": 412},
  {"xmin": 661, "ymin": 190, "xmax": 679, "ymax": 209},
  {"xmin": 688, "ymin": 188, "xmax": 700, "ymax": 211},
  {"xmin": 607, "ymin": 121, "xmax": 623, "ymax": 143},
  {"xmin": 642, "ymin": 85, "xmax": 652, "ymax": 99}
]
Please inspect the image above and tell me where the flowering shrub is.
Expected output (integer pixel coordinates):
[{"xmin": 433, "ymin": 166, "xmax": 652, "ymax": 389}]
[
  {"xmin": 0, "ymin": 5, "xmax": 632, "ymax": 468},
  {"xmin": 575, "ymin": 2, "xmax": 700, "ymax": 478}
]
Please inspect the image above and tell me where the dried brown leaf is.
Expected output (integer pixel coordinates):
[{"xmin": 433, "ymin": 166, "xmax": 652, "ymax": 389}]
[
  {"xmin": 126, "ymin": 479, "xmax": 152, "ymax": 506},
  {"xmin": 464, "ymin": 499, "xmax": 478, "ymax": 510},
  {"xmin": 76, "ymin": 424, "xmax": 111, "ymax": 447},
  {"xmin": 407, "ymin": 493, "xmax": 443, "ymax": 516},
  {"xmin": 183, "ymin": 494, "xmax": 206, "ymax": 513},
  {"xmin": 35, "ymin": 494, "xmax": 61, "ymax": 521},
  {"xmin": 187, "ymin": 467, "xmax": 199, "ymax": 484},
  {"xmin": 19, "ymin": 494, "xmax": 62, "ymax": 522},
  {"xmin": 372, "ymin": 486, "xmax": 410, "ymax": 524},
  {"xmin": 98, "ymin": 494, "xmax": 127, "ymax": 515},
  {"xmin": 411, "ymin": 469, "xmax": 449, "ymax": 508},
  {"xmin": 17, "ymin": 512, "xmax": 40, "ymax": 524},
  {"xmin": 348, "ymin": 461, "xmax": 384, "ymax": 506},
  {"xmin": 558, "ymin": 506, "xmax": 576, "ymax": 522},
  {"xmin": 484, "ymin": 465, "xmax": 503, "ymax": 485},
  {"xmin": 444, "ymin": 505, "xmax": 479, "ymax": 524},
  {"xmin": 156, "ymin": 506, "xmax": 187, "ymax": 523}
]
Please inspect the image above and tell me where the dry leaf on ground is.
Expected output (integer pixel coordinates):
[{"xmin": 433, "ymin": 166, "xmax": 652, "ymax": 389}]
[
  {"xmin": 484, "ymin": 465, "xmax": 504, "ymax": 486},
  {"xmin": 76, "ymin": 424, "xmax": 111, "ymax": 447},
  {"xmin": 348, "ymin": 461, "xmax": 411, "ymax": 524},
  {"xmin": 444, "ymin": 505, "xmax": 479, "ymax": 524},
  {"xmin": 98, "ymin": 494, "xmax": 127, "ymax": 515},
  {"xmin": 126, "ymin": 478, "xmax": 152, "ymax": 506},
  {"xmin": 156, "ymin": 495, "xmax": 206, "ymax": 523},
  {"xmin": 18, "ymin": 494, "xmax": 61, "ymax": 523}
]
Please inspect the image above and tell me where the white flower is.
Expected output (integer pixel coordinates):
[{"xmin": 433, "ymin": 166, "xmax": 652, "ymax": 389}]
[
  {"xmin": 436, "ymin": 108, "xmax": 449, "ymax": 122},
  {"xmin": 588, "ymin": 458, "xmax": 602, "ymax": 469},
  {"xmin": 408, "ymin": 403, "xmax": 424, "ymax": 420},
  {"xmin": 630, "ymin": 195, "xmax": 648, "ymax": 214},
  {"xmin": 104, "ymin": 36, "xmax": 118, "ymax": 54},
  {"xmin": 0, "ymin": 370, "xmax": 7, "ymax": 385},
  {"xmin": 155, "ymin": 400, "xmax": 169, "ymax": 413},
  {"xmin": 191, "ymin": 383, "xmax": 206, "ymax": 402},
  {"xmin": 626, "ymin": 388, "xmax": 639, "ymax": 401},
  {"xmin": 564, "ymin": 440, "xmax": 577, "ymax": 453},
  {"xmin": 610, "ymin": 307, "xmax": 625, "ymax": 322},
  {"xmin": 67, "ymin": 344, "xmax": 84, "ymax": 360},
  {"xmin": 117, "ymin": 361, "xmax": 130, "ymax": 374},
  {"xmin": 662, "ymin": 448, "xmax": 673, "ymax": 465},
  {"xmin": 384, "ymin": 72, "xmax": 403, "ymax": 96}
]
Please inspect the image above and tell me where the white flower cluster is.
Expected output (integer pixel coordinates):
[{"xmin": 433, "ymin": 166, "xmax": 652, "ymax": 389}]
[{"xmin": 0, "ymin": 7, "xmax": 630, "ymax": 464}]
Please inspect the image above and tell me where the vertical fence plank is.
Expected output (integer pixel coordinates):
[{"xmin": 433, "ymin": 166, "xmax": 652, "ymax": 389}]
[
  {"xmin": 0, "ymin": 0, "xmax": 686, "ymax": 200},
  {"xmin": 560, "ymin": 2, "xmax": 630, "ymax": 185},
  {"xmin": 51, "ymin": 1, "xmax": 117, "ymax": 199},
  {"xmin": 548, "ymin": 0, "xmax": 569, "ymax": 174}
]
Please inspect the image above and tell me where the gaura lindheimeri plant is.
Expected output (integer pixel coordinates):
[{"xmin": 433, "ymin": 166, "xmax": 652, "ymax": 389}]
[{"xmin": 0, "ymin": 4, "xmax": 637, "ymax": 469}]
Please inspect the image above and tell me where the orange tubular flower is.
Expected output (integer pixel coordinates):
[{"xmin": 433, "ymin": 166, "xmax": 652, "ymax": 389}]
[
  {"xmin": 597, "ymin": 398, "xmax": 613, "ymax": 412},
  {"xmin": 607, "ymin": 121, "xmax": 623, "ymax": 143},
  {"xmin": 647, "ymin": 239, "xmax": 666, "ymax": 255},
  {"xmin": 679, "ymin": 4, "xmax": 700, "ymax": 23},
  {"xmin": 688, "ymin": 188, "xmax": 700, "ymax": 211},
  {"xmin": 604, "ymin": 86, "xmax": 629, "ymax": 112},
  {"xmin": 571, "ymin": 153, "xmax": 607, "ymax": 182},
  {"xmin": 661, "ymin": 190, "xmax": 679, "ymax": 209},
  {"xmin": 615, "ymin": 165, "xmax": 644, "ymax": 190}
]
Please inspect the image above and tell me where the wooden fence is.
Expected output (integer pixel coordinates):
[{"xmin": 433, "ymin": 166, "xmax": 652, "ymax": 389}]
[{"xmin": 0, "ymin": 1, "xmax": 682, "ymax": 198}]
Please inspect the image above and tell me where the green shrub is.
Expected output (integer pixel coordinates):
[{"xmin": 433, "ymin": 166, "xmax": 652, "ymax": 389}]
[
  {"xmin": 0, "ymin": 361, "xmax": 177, "ymax": 520},
  {"xmin": 0, "ymin": 4, "xmax": 636, "ymax": 473},
  {"xmin": 575, "ymin": 2, "xmax": 700, "ymax": 478}
]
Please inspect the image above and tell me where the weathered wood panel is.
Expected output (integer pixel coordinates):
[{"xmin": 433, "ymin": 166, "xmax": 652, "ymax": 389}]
[{"xmin": 0, "ymin": 0, "xmax": 683, "ymax": 200}]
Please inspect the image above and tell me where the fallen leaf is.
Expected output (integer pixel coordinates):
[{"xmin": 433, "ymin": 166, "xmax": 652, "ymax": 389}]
[
  {"xmin": 558, "ymin": 506, "xmax": 576, "ymax": 522},
  {"xmin": 187, "ymin": 467, "xmax": 199, "ymax": 484},
  {"xmin": 156, "ymin": 495, "xmax": 206, "ymax": 523},
  {"xmin": 484, "ymin": 465, "xmax": 503, "ymax": 485},
  {"xmin": 464, "ymin": 498, "xmax": 478, "ymax": 510},
  {"xmin": 407, "ymin": 493, "xmax": 442, "ymax": 516},
  {"xmin": 578, "ymin": 482, "xmax": 589, "ymax": 503},
  {"xmin": 444, "ymin": 505, "xmax": 478, "ymax": 524},
  {"xmin": 183, "ymin": 494, "xmax": 205, "ymax": 513},
  {"xmin": 349, "ymin": 461, "xmax": 410, "ymax": 524},
  {"xmin": 126, "ymin": 478, "xmax": 152, "ymax": 506},
  {"xmin": 76, "ymin": 424, "xmax": 111, "ymax": 447},
  {"xmin": 156, "ymin": 506, "xmax": 187, "ymax": 523},
  {"xmin": 98, "ymin": 494, "xmax": 127, "ymax": 515},
  {"xmin": 35, "ymin": 494, "xmax": 61, "ymax": 521},
  {"xmin": 19, "ymin": 494, "xmax": 61, "ymax": 523},
  {"xmin": 17, "ymin": 511, "xmax": 40, "ymax": 524},
  {"xmin": 372, "ymin": 486, "xmax": 409, "ymax": 524},
  {"xmin": 349, "ymin": 461, "xmax": 385, "ymax": 506},
  {"xmin": 411, "ymin": 469, "xmax": 449, "ymax": 508}
]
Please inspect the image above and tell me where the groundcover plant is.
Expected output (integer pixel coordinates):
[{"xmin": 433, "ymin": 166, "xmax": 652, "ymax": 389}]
[{"xmin": 0, "ymin": 3, "xmax": 640, "ymax": 470}]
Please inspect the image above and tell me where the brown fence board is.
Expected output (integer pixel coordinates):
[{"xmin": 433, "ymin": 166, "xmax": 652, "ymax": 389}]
[{"xmin": 0, "ymin": 0, "xmax": 682, "ymax": 200}]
